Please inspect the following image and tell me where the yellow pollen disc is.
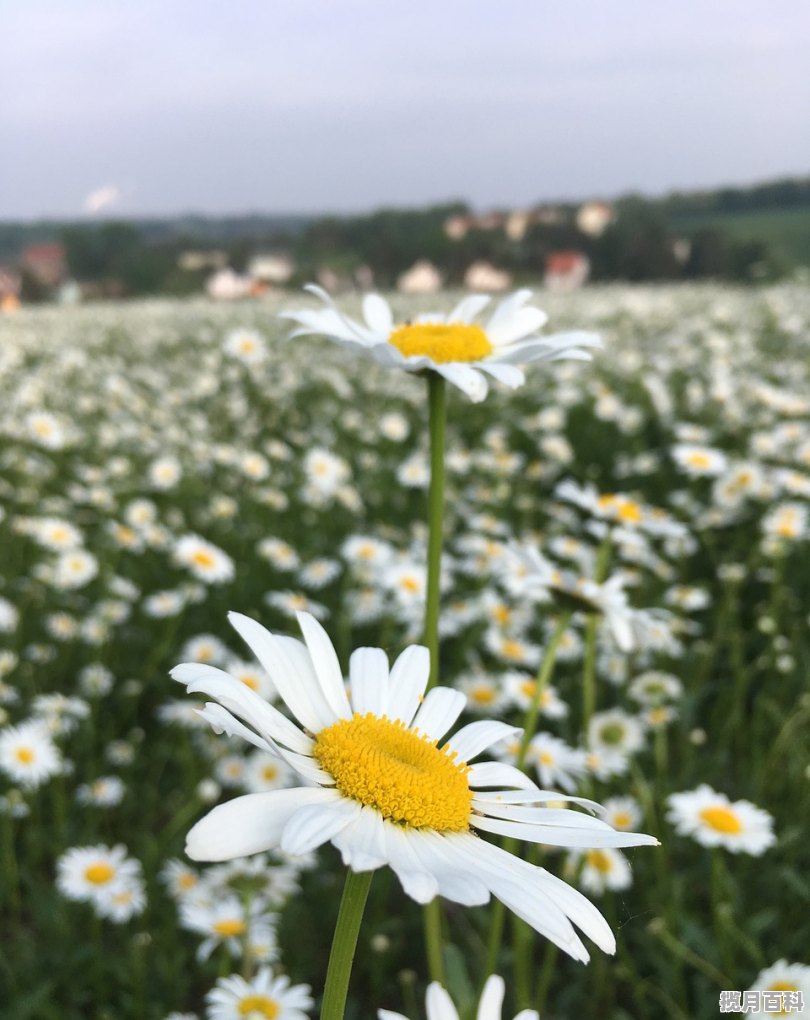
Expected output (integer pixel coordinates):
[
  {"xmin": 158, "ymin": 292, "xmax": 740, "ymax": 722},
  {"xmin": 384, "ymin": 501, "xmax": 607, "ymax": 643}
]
[
  {"xmin": 400, "ymin": 577, "xmax": 421, "ymax": 593},
  {"xmin": 85, "ymin": 862, "xmax": 115, "ymax": 884},
  {"xmin": 179, "ymin": 874, "xmax": 197, "ymax": 890},
  {"xmin": 192, "ymin": 550, "xmax": 216, "ymax": 568},
  {"xmin": 240, "ymin": 676, "xmax": 260, "ymax": 691},
  {"xmin": 612, "ymin": 812, "xmax": 632, "ymax": 829},
  {"xmin": 493, "ymin": 605, "xmax": 511, "ymax": 624},
  {"xmin": 471, "ymin": 687, "xmax": 495, "ymax": 704},
  {"xmin": 586, "ymin": 849, "xmax": 614, "ymax": 873},
  {"xmin": 539, "ymin": 751, "xmax": 555, "ymax": 766},
  {"xmin": 388, "ymin": 322, "xmax": 493, "ymax": 364},
  {"xmin": 699, "ymin": 805, "xmax": 743, "ymax": 834},
  {"xmin": 313, "ymin": 713, "xmax": 472, "ymax": 831},
  {"xmin": 15, "ymin": 747, "xmax": 35, "ymax": 764},
  {"xmin": 501, "ymin": 640, "xmax": 524, "ymax": 659},
  {"xmin": 213, "ymin": 918, "xmax": 246, "ymax": 937},
  {"xmin": 262, "ymin": 766, "xmax": 278, "ymax": 780},
  {"xmin": 687, "ymin": 453, "xmax": 711, "ymax": 469},
  {"xmin": 238, "ymin": 996, "xmax": 280, "ymax": 1019}
]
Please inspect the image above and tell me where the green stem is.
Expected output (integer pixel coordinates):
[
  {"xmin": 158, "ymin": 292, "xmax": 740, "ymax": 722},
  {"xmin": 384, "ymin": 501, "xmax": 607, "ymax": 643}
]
[
  {"xmin": 423, "ymin": 371, "xmax": 447, "ymax": 692},
  {"xmin": 423, "ymin": 898, "xmax": 446, "ymax": 986},
  {"xmin": 320, "ymin": 869, "xmax": 373, "ymax": 1020},
  {"xmin": 484, "ymin": 616, "xmax": 570, "ymax": 983},
  {"xmin": 582, "ymin": 613, "xmax": 599, "ymax": 737}
]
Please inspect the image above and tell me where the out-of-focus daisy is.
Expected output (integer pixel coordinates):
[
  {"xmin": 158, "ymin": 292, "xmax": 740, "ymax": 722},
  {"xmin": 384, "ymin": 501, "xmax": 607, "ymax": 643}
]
[
  {"xmin": 174, "ymin": 612, "xmax": 657, "ymax": 963},
  {"xmin": 181, "ymin": 634, "xmax": 230, "ymax": 667},
  {"xmin": 149, "ymin": 455, "xmax": 182, "ymax": 490},
  {"xmin": 762, "ymin": 502, "xmax": 808, "ymax": 542},
  {"xmin": 0, "ymin": 597, "xmax": 19, "ymax": 633},
  {"xmin": 95, "ymin": 877, "xmax": 147, "ymax": 922},
  {"xmin": 206, "ymin": 967, "xmax": 312, "ymax": 1020},
  {"xmin": 143, "ymin": 589, "xmax": 187, "ymax": 618},
  {"xmin": 161, "ymin": 858, "xmax": 202, "ymax": 902},
  {"xmin": 666, "ymin": 785, "xmax": 776, "ymax": 854},
  {"xmin": 258, "ymin": 538, "xmax": 301, "ymax": 572},
  {"xmin": 601, "ymin": 796, "xmax": 642, "ymax": 832},
  {"xmin": 628, "ymin": 670, "xmax": 683, "ymax": 707},
  {"xmin": 224, "ymin": 328, "xmax": 267, "ymax": 365},
  {"xmin": 0, "ymin": 720, "xmax": 63, "ymax": 788},
  {"xmin": 505, "ymin": 673, "xmax": 569, "ymax": 719},
  {"xmin": 566, "ymin": 847, "xmax": 632, "ymax": 895},
  {"xmin": 243, "ymin": 750, "xmax": 296, "ymax": 793},
  {"xmin": 76, "ymin": 775, "xmax": 125, "ymax": 807},
  {"xmin": 265, "ymin": 591, "xmax": 328, "ymax": 621},
  {"xmin": 56, "ymin": 844, "xmax": 143, "ymax": 908},
  {"xmin": 457, "ymin": 673, "xmax": 510, "ymax": 715},
  {"xmin": 746, "ymin": 960, "xmax": 810, "ymax": 1018},
  {"xmin": 180, "ymin": 896, "xmax": 277, "ymax": 961},
  {"xmin": 52, "ymin": 549, "xmax": 98, "ymax": 590},
  {"xmin": 671, "ymin": 444, "xmax": 728, "ymax": 477},
  {"xmin": 587, "ymin": 710, "xmax": 645, "ymax": 772},
  {"xmin": 282, "ymin": 286, "xmax": 601, "ymax": 403},
  {"xmin": 379, "ymin": 974, "xmax": 537, "ymax": 1020},
  {"xmin": 175, "ymin": 535, "xmax": 235, "ymax": 585},
  {"xmin": 298, "ymin": 558, "xmax": 341, "ymax": 590},
  {"xmin": 525, "ymin": 732, "xmax": 588, "ymax": 793},
  {"xmin": 226, "ymin": 658, "xmax": 277, "ymax": 702},
  {"xmin": 31, "ymin": 517, "xmax": 83, "ymax": 551}
]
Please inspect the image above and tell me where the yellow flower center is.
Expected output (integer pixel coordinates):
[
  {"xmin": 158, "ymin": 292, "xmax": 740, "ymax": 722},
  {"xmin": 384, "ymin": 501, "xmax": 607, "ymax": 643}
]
[
  {"xmin": 388, "ymin": 323, "xmax": 493, "ymax": 364},
  {"xmin": 767, "ymin": 982, "xmax": 799, "ymax": 1016},
  {"xmin": 471, "ymin": 687, "xmax": 495, "ymax": 704},
  {"xmin": 239, "ymin": 996, "xmax": 280, "ymax": 1019},
  {"xmin": 213, "ymin": 918, "xmax": 246, "ymax": 937},
  {"xmin": 500, "ymin": 639, "xmax": 525, "ymax": 660},
  {"xmin": 192, "ymin": 550, "xmax": 216, "ymax": 569},
  {"xmin": 699, "ymin": 805, "xmax": 743, "ymax": 834},
  {"xmin": 313, "ymin": 713, "xmax": 471, "ymax": 831},
  {"xmin": 15, "ymin": 747, "xmax": 35, "ymax": 764},
  {"xmin": 240, "ymin": 675, "xmax": 260, "ymax": 691},
  {"xmin": 686, "ymin": 452, "xmax": 711, "ymax": 470},
  {"xmin": 85, "ymin": 863, "xmax": 115, "ymax": 885},
  {"xmin": 612, "ymin": 811, "xmax": 632, "ymax": 829},
  {"xmin": 597, "ymin": 494, "xmax": 643, "ymax": 524},
  {"xmin": 586, "ymin": 849, "xmax": 614, "ymax": 873},
  {"xmin": 262, "ymin": 765, "xmax": 278, "ymax": 781}
]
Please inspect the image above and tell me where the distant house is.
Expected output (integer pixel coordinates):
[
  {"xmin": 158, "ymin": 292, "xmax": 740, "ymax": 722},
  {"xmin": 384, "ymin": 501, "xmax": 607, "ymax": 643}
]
[
  {"xmin": 544, "ymin": 251, "xmax": 590, "ymax": 291},
  {"xmin": 464, "ymin": 261, "xmax": 512, "ymax": 292},
  {"xmin": 21, "ymin": 243, "xmax": 66, "ymax": 288},
  {"xmin": 505, "ymin": 211, "xmax": 530, "ymax": 242},
  {"xmin": 248, "ymin": 253, "xmax": 295, "ymax": 285},
  {"xmin": 206, "ymin": 268, "xmax": 254, "ymax": 301},
  {"xmin": 397, "ymin": 260, "xmax": 443, "ymax": 295},
  {"xmin": 444, "ymin": 215, "xmax": 471, "ymax": 240},
  {"xmin": 576, "ymin": 201, "xmax": 614, "ymax": 238},
  {"xmin": 0, "ymin": 267, "xmax": 21, "ymax": 312}
]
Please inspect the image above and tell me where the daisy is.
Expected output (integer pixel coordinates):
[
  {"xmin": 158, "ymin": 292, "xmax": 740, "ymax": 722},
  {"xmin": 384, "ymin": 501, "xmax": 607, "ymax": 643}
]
[
  {"xmin": 0, "ymin": 720, "xmax": 63, "ymax": 788},
  {"xmin": 175, "ymin": 535, "xmax": 235, "ymax": 585},
  {"xmin": 588, "ymin": 710, "xmax": 645, "ymax": 763},
  {"xmin": 224, "ymin": 328, "xmax": 267, "ymax": 365},
  {"xmin": 181, "ymin": 896, "xmax": 277, "ymax": 962},
  {"xmin": 525, "ymin": 733, "xmax": 588, "ymax": 794},
  {"xmin": 52, "ymin": 549, "xmax": 98, "ymax": 590},
  {"xmin": 666, "ymin": 785, "xmax": 776, "ymax": 854},
  {"xmin": 601, "ymin": 796, "xmax": 642, "ymax": 832},
  {"xmin": 243, "ymin": 750, "xmax": 296, "ymax": 793},
  {"xmin": 174, "ymin": 612, "xmax": 657, "ymax": 963},
  {"xmin": 56, "ymin": 844, "xmax": 143, "ymax": 905},
  {"xmin": 746, "ymin": 960, "xmax": 810, "ymax": 1018},
  {"xmin": 379, "ymin": 975, "xmax": 537, "ymax": 1020},
  {"xmin": 671, "ymin": 444, "xmax": 728, "ymax": 477},
  {"xmin": 457, "ymin": 674, "xmax": 510, "ymax": 715},
  {"xmin": 504, "ymin": 673, "xmax": 568, "ymax": 719},
  {"xmin": 206, "ymin": 967, "xmax": 312, "ymax": 1020},
  {"xmin": 258, "ymin": 538, "xmax": 301, "ymax": 572},
  {"xmin": 282, "ymin": 286, "xmax": 602, "ymax": 403},
  {"xmin": 76, "ymin": 776, "xmax": 125, "ymax": 807},
  {"xmin": 567, "ymin": 847, "xmax": 632, "ymax": 895},
  {"xmin": 149, "ymin": 456, "xmax": 182, "ymax": 490},
  {"xmin": 95, "ymin": 877, "xmax": 147, "ymax": 922},
  {"xmin": 182, "ymin": 634, "xmax": 230, "ymax": 666}
]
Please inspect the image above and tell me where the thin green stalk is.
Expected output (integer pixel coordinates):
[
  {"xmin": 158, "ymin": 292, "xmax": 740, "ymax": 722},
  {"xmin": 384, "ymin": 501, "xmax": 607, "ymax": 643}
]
[
  {"xmin": 321, "ymin": 869, "xmax": 373, "ymax": 1020},
  {"xmin": 423, "ymin": 371, "xmax": 447, "ymax": 692},
  {"xmin": 423, "ymin": 898, "xmax": 446, "ymax": 986},
  {"xmin": 534, "ymin": 943, "xmax": 558, "ymax": 1015},
  {"xmin": 582, "ymin": 613, "xmax": 599, "ymax": 737},
  {"xmin": 484, "ymin": 615, "xmax": 570, "ymax": 983}
]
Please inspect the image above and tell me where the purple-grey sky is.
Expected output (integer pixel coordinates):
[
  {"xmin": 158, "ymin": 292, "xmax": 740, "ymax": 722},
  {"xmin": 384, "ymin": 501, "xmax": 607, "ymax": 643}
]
[{"xmin": 3, "ymin": 0, "xmax": 809, "ymax": 219}]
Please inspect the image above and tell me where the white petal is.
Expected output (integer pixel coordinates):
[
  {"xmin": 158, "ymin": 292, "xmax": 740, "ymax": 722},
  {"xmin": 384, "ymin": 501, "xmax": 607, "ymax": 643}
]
[
  {"xmin": 477, "ymin": 361, "xmax": 525, "ymax": 388},
  {"xmin": 412, "ymin": 831, "xmax": 490, "ymax": 906},
  {"xmin": 349, "ymin": 647, "xmax": 390, "ymax": 716},
  {"xmin": 444, "ymin": 721, "xmax": 521, "ymax": 764},
  {"xmin": 472, "ymin": 789, "xmax": 604, "ymax": 812},
  {"xmin": 280, "ymin": 796, "xmax": 361, "ymax": 856},
  {"xmin": 426, "ymin": 982, "xmax": 460, "ymax": 1020},
  {"xmin": 296, "ymin": 612, "xmax": 352, "ymax": 721},
  {"xmin": 332, "ymin": 806, "xmax": 388, "ymax": 871},
  {"xmin": 411, "ymin": 687, "xmax": 466, "ymax": 742},
  {"xmin": 477, "ymin": 976, "xmax": 505, "ymax": 1020},
  {"xmin": 485, "ymin": 289, "xmax": 534, "ymax": 332},
  {"xmin": 386, "ymin": 645, "xmax": 430, "ymax": 725},
  {"xmin": 186, "ymin": 788, "xmax": 334, "ymax": 861},
  {"xmin": 378, "ymin": 1012, "xmax": 409, "ymax": 1020},
  {"xmin": 228, "ymin": 613, "xmax": 337, "ymax": 733},
  {"xmin": 383, "ymin": 822, "xmax": 440, "ymax": 903},
  {"xmin": 467, "ymin": 761, "xmax": 540, "ymax": 790},
  {"xmin": 362, "ymin": 293, "xmax": 394, "ymax": 335},
  {"xmin": 172, "ymin": 663, "xmax": 313, "ymax": 754},
  {"xmin": 197, "ymin": 703, "xmax": 274, "ymax": 753},
  {"xmin": 434, "ymin": 363, "xmax": 488, "ymax": 402},
  {"xmin": 470, "ymin": 813, "xmax": 659, "ymax": 849},
  {"xmin": 447, "ymin": 294, "xmax": 491, "ymax": 323},
  {"xmin": 487, "ymin": 306, "xmax": 549, "ymax": 347}
]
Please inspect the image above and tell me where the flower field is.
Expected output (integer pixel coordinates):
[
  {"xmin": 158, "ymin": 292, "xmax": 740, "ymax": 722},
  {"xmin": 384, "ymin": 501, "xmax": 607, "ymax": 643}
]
[{"xmin": 1, "ymin": 284, "xmax": 809, "ymax": 1019}]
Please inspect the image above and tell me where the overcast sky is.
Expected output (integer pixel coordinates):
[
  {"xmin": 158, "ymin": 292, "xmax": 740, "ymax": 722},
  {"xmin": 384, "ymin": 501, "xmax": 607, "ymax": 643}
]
[{"xmin": 2, "ymin": 0, "xmax": 809, "ymax": 219}]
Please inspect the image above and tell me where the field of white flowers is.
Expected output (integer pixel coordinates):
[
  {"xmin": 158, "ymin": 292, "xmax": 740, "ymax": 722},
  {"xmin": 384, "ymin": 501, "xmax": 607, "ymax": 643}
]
[{"xmin": 1, "ymin": 284, "xmax": 808, "ymax": 1020}]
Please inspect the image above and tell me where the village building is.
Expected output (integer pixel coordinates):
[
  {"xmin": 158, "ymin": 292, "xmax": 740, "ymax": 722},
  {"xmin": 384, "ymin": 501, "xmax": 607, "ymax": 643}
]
[
  {"xmin": 178, "ymin": 250, "xmax": 228, "ymax": 272},
  {"xmin": 544, "ymin": 250, "xmax": 590, "ymax": 291},
  {"xmin": 205, "ymin": 268, "xmax": 255, "ymax": 300},
  {"xmin": 21, "ymin": 243, "xmax": 66, "ymax": 289},
  {"xmin": 247, "ymin": 252, "xmax": 295, "ymax": 285},
  {"xmin": 0, "ymin": 267, "xmax": 21, "ymax": 312},
  {"xmin": 397, "ymin": 260, "xmax": 443, "ymax": 295},
  {"xmin": 576, "ymin": 201, "xmax": 614, "ymax": 237},
  {"xmin": 464, "ymin": 260, "xmax": 512, "ymax": 292}
]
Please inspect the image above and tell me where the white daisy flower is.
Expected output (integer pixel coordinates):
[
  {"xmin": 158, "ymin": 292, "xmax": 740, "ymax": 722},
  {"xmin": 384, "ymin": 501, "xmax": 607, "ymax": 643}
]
[
  {"xmin": 175, "ymin": 535, "xmax": 235, "ymax": 585},
  {"xmin": 56, "ymin": 844, "xmax": 143, "ymax": 905},
  {"xmin": 746, "ymin": 960, "xmax": 810, "ymax": 1018},
  {"xmin": 224, "ymin": 328, "xmax": 267, "ymax": 365},
  {"xmin": 181, "ymin": 896, "xmax": 277, "ymax": 962},
  {"xmin": 95, "ymin": 876, "xmax": 147, "ymax": 922},
  {"xmin": 0, "ymin": 720, "xmax": 63, "ymax": 788},
  {"xmin": 666, "ymin": 785, "xmax": 776, "ymax": 855},
  {"xmin": 601, "ymin": 797, "xmax": 642, "ymax": 832},
  {"xmin": 206, "ymin": 967, "xmax": 312, "ymax": 1020},
  {"xmin": 282, "ymin": 286, "xmax": 602, "ymax": 403},
  {"xmin": 525, "ymin": 732, "xmax": 588, "ymax": 794},
  {"xmin": 76, "ymin": 775, "xmax": 126, "ymax": 807},
  {"xmin": 671, "ymin": 443, "xmax": 728, "ymax": 477},
  {"xmin": 173, "ymin": 612, "xmax": 657, "ymax": 963},
  {"xmin": 567, "ymin": 847, "xmax": 632, "ymax": 896},
  {"xmin": 379, "ymin": 974, "xmax": 537, "ymax": 1020},
  {"xmin": 52, "ymin": 549, "xmax": 98, "ymax": 590}
]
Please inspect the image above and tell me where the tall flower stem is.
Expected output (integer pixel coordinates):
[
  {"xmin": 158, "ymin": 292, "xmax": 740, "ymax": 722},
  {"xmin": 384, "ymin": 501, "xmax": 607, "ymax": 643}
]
[
  {"xmin": 484, "ymin": 613, "xmax": 571, "ymax": 985},
  {"xmin": 320, "ymin": 869, "xmax": 373, "ymax": 1020},
  {"xmin": 424, "ymin": 371, "xmax": 447, "ymax": 691},
  {"xmin": 422, "ymin": 370, "xmax": 448, "ymax": 983}
]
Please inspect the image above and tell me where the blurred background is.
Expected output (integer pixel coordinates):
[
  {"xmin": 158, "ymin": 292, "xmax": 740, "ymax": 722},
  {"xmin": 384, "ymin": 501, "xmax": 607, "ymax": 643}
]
[{"xmin": 2, "ymin": 0, "xmax": 809, "ymax": 307}]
